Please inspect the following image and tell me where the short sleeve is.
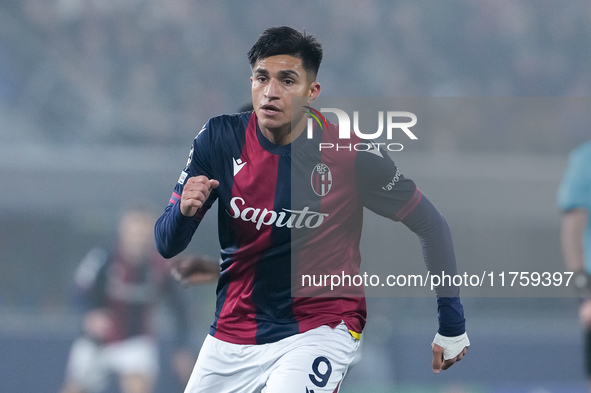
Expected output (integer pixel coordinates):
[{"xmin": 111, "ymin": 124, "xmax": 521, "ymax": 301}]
[{"xmin": 558, "ymin": 144, "xmax": 591, "ymax": 212}]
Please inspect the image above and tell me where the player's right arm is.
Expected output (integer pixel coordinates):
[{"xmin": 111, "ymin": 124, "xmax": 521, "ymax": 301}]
[
  {"xmin": 73, "ymin": 248, "xmax": 115, "ymax": 341},
  {"xmin": 155, "ymin": 123, "xmax": 219, "ymax": 259},
  {"xmin": 73, "ymin": 248, "xmax": 109, "ymax": 310}
]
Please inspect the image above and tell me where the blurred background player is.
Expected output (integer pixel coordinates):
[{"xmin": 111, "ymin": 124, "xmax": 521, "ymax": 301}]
[
  {"xmin": 59, "ymin": 208, "xmax": 219, "ymax": 393},
  {"xmin": 558, "ymin": 140, "xmax": 591, "ymax": 391}
]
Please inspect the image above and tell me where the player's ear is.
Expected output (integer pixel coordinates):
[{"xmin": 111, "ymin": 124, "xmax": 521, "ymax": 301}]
[{"xmin": 308, "ymin": 81, "xmax": 321, "ymax": 104}]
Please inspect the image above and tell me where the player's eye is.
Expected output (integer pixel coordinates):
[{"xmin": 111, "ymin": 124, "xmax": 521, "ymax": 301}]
[
  {"xmin": 283, "ymin": 79, "xmax": 295, "ymax": 86},
  {"xmin": 256, "ymin": 76, "xmax": 268, "ymax": 83}
]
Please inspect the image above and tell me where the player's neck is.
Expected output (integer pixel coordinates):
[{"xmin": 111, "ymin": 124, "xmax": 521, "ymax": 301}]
[{"xmin": 258, "ymin": 116, "xmax": 306, "ymax": 146}]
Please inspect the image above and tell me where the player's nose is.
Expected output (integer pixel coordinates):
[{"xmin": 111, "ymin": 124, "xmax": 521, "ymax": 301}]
[{"xmin": 264, "ymin": 79, "xmax": 280, "ymax": 99}]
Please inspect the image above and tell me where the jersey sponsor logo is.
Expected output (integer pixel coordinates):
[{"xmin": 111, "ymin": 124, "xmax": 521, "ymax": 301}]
[
  {"xmin": 382, "ymin": 169, "xmax": 401, "ymax": 191},
  {"xmin": 233, "ymin": 157, "xmax": 247, "ymax": 176},
  {"xmin": 311, "ymin": 163, "xmax": 333, "ymax": 196},
  {"xmin": 178, "ymin": 171, "xmax": 188, "ymax": 185},
  {"xmin": 227, "ymin": 196, "xmax": 329, "ymax": 230}
]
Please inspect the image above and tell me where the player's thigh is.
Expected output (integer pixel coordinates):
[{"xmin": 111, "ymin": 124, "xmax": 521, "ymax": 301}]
[
  {"xmin": 184, "ymin": 334, "xmax": 265, "ymax": 393},
  {"xmin": 263, "ymin": 323, "xmax": 360, "ymax": 393}
]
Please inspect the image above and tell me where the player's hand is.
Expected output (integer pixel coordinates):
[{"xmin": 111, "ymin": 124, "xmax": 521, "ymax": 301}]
[
  {"xmin": 171, "ymin": 255, "xmax": 220, "ymax": 286},
  {"xmin": 180, "ymin": 176, "xmax": 219, "ymax": 217},
  {"xmin": 579, "ymin": 298, "xmax": 591, "ymax": 328},
  {"xmin": 431, "ymin": 332, "xmax": 470, "ymax": 373}
]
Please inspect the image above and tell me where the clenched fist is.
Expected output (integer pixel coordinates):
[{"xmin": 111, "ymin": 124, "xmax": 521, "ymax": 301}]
[{"xmin": 180, "ymin": 175, "xmax": 219, "ymax": 217}]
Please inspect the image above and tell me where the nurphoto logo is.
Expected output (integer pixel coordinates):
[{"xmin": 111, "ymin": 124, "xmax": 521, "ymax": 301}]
[{"xmin": 303, "ymin": 106, "xmax": 418, "ymax": 152}]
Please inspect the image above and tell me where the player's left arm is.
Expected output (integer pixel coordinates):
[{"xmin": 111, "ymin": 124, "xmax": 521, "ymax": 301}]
[
  {"xmin": 355, "ymin": 145, "xmax": 469, "ymax": 372},
  {"xmin": 400, "ymin": 195, "xmax": 470, "ymax": 373}
]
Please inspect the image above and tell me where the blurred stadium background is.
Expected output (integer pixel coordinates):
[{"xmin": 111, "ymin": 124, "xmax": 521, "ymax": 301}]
[{"xmin": 1, "ymin": 1, "xmax": 590, "ymax": 392}]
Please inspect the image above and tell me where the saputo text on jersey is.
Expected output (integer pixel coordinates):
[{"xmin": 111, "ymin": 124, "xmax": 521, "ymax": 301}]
[{"xmin": 227, "ymin": 196, "xmax": 329, "ymax": 230}]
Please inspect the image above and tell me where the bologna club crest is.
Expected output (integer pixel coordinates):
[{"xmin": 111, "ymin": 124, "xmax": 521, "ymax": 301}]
[{"xmin": 311, "ymin": 163, "xmax": 333, "ymax": 196}]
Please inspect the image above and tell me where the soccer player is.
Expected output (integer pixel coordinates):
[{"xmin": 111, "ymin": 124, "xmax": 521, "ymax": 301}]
[
  {"xmin": 60, "ymin": 208, "xmax": 217, "ymax": 393},
  {"xmin": 558, "ymin": 141, "xmax": 591, "ymax": 391},
  {"xmin": 155, "ymin": 26, "xmax": 469, "ymax": 392}
]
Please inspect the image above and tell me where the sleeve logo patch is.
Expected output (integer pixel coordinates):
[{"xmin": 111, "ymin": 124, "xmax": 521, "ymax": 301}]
[{"xmin": 178, "ymin": 171, "xmax": 188, "ymax": 185}]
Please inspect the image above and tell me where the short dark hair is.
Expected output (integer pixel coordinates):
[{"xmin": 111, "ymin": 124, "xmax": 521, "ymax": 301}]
[{"xmin": 247, "ymin": 26, "xmax": 323, "ymax": 80}]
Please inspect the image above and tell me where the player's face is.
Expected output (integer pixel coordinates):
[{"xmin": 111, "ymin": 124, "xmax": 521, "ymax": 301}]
[
  {"xmin": 251, "ymin": 55, "xmax": 320, "ymax": 143},
  {"xmin": 118, "ymin": 211, "xmax": 155, "ymax": 263}
]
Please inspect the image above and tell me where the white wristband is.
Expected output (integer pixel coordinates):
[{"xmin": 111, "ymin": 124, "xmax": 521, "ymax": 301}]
[{"xmin": 432, "ymin": 332, "xmax": 470, "ymax": 360}]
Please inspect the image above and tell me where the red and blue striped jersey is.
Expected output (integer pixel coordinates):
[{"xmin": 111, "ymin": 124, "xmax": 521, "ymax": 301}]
[{"xmin": 155, "ymin": 111, "xmax": 465, "ymax": 344}]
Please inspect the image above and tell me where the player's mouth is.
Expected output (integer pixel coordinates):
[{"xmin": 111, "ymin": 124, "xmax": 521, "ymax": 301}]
[{"xmin": 261, "ymin": 104, "xmax": 281, "ymax": 116}]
